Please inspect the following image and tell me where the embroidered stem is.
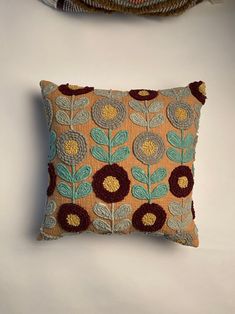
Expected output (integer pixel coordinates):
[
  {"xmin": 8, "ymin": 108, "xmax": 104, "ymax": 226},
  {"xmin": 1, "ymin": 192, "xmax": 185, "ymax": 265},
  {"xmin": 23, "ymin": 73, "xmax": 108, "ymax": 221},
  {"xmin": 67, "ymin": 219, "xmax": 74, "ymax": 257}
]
[
  {"xmin": 71, "ymin": 95, "xmax": 75, "ymax": 130},
  {"xmin": 108, "ymin": 128, "xmax": 112, "ymax": 164},
  {"xmin": 72, "ymin": 163, "xmax": 75, "ymax": 203},
  {"xmin": 181, "ymin": 129, "xmax": 184, "ymax": 222},
  {"xmin": 111, "ymin": 203, "xmax": 114, "ymax": 233},
  {"xmin": 181, "ymin": 129, "xmax": 184, "ymax": 164},
  {"xmin": 147, "ymin": 164, "xmax": 151, "ymax": 203},
  {"xmin": 145, "ymin": 101, "xmax": 150, "ymax": 131},
  {"xmin": 181, "ymin": 198, "xmax": 184, "ymax": 222}
]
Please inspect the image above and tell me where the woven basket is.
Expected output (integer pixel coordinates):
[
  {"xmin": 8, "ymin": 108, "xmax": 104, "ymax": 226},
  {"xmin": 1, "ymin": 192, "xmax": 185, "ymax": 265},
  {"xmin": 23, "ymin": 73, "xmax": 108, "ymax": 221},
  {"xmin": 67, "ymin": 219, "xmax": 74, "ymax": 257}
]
[{"xmin": 42, "ymin": 0, "xmax": 203, "ymax": 16}]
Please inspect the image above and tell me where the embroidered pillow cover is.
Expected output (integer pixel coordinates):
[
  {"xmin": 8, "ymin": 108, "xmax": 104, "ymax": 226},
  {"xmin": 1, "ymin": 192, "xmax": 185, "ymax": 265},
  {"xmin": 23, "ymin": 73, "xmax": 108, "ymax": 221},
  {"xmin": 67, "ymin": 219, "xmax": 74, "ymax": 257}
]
[
  {"xmin": 39, "ymin": 80, "xmax": 206, "ymax": 247},
  {"xmin": 42, "ymin": 0, "xmax": 204, "ymax": 16}
]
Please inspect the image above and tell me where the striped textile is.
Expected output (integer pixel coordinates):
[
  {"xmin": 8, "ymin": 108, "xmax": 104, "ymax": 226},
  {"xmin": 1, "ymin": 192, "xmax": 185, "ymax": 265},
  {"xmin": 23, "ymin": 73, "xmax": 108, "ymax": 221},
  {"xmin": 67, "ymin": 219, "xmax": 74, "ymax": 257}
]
[{"xmin": 42, "ymin": 0, "xmax": 203, "ymax": 15}]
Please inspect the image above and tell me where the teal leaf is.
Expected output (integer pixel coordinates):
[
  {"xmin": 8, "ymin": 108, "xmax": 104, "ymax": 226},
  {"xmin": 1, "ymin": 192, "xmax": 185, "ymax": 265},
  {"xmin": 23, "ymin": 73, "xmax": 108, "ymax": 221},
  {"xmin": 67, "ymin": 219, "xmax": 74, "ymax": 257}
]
[
  {"xmin": 148, "ymin": 101, "xmax": 163, "ymax": 113},
  {"xmin": 91, "ymin": 146, "xmax": 109, "ymax": 163},
  {"xmin": 72, "ymin": 110, "xmax": 90, "ymax": 125},
  {"xmin": 57, "ymin": 182, "xmax": 72, "ymax": 198},
  {"xmin": 129, "ymin": 100, "xmax": 147, "ymax": 113},
  {"xmin": 149, "ymin": 114, "xmax": 164, "ymax": 128},
  {"xmin": 131, "ymin": 167, "xmax": 148, "ymax": 184},
  {"xmin": 130, "ymin": 112, "xmax": 147, "ymax": 127},
  {"xmin": 93, "ymin": 203, "xmax": 111, "ymax": 219},
  {"xmin": 160, "ymin": 89, "xmax": 176, "ymax": 98},
  {"xmin": 151, "ymin": 184, "xmax": 168, "ymax": 199},
  {"xmin": 183, "ymin": 148, "xmax": 194, "ymax": 163},
  {"xmin": 150, "ymin": 168, "xmax": 167, "ymax": 184},
  {"xmin": 75, "ymin": 182, "xmax": 92, "ymax": 199},
  {"xmin": 42, "ymin": 83, "xmax": 57, "ymax": 97},
  {"xmin": 114, "ymin": 219, "xmax": 131, "ymax": 233},
  {"xmin": 44, "ymin": 216, "xmax": 56, "ymax": 229},
  {"xmin": 167, "ymin": 131, "xmax": 182, "ymax": 148},
  {"xmin": 45, "ymin": 200, "xmax": 56, "ymax": 215},
  {"xmin": 90, "ymin": 128, "xmax": 109, "ymax": 145},
  {"xmin": 167, "ymin": 213, "xmax": 192, "ymax": 230},
  {"xmin": 49, "ymin": 130, "xmax": 56, "ymax": 144},
  {"xmin": 74, "ymin": 182, "xmax": 92, "ymax": 199},
  {"xmin": 111, "ymin": 147, "xmax": 130, "ymax": 163},
  {"xmin": 74, "ymin": 165, "xmax": 92, "ymax": 182},
  {"xmin": 114, "ymin": 204, "xmax": 131, "ymax": 219},
  {"xmin": 177, "ymin": 87, "xmax": 190, "ymax": 99},
  {"xmin": 56, "ymin": 110, "xmax": 70, "ymax": 125},
  {"xmin": 56, "ymin": 163, "xmax": 73, "ymax": 182},
  {"xmin": 93, "ymin": 219, "xmax": 111, "ymax": 233},
  {"xmin": 73, "ymin": 97, "xmax": 89, "ymax": 110},
  {"xmin": 55, "ymin": 96, "xmax": 71, "ymax": 110},
  {"xmin": 111, "ymin": 130, "xmax": 128, "ymax": 147},
  {"xmin": 132, "ymin": 185, "xmax": 149, "ymax": 200},
  {"xmin": 166, "ymin": 147, "xmax": 182, "ymax": 163},
  {"xmin": 169, "ymin": 200, "xmax": 191, "ymax": 216},
  {"xmin": 182, "ymin": 134, "xmax": 194, "ymax": 148},
  {"xmin": 48, "ymin": 131, "xmax": 57, "ymax": 161}
]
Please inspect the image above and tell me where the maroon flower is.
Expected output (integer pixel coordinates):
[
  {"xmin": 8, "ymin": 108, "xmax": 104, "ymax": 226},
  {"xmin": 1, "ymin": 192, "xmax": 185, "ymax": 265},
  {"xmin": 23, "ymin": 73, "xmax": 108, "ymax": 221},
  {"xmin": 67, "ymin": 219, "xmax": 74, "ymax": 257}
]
[
  {"xmin": 169, "ymin": 166, "xmax": 194, "ymax": 198},
  {"xmin": 129, "ymin": 89, "xmax": 158, "ymax": 101},
  {"xmin": 191, "ymin": 200, "xmax": 195, "ymax": 219},
  {"xmin": 58, "ymin": 83, "xmax": 94, "ymax": 96},
  {"xmin": 47, "ymin": 163, "xmax": 56, "ymax": 196},
  {"xmin": 92, "ymin": 164, "xmax": 130, "ymax": 203},
  {"xmin": 57, "ymin": 203, "xmax": 90, "ymax": 233},
  {"xmin": 132, "ymin": 203, "xmax": 166, "ymax": 232},
  {"xmin": 189, "ymin": 81, "xmax": 206, "ymax": 104}
]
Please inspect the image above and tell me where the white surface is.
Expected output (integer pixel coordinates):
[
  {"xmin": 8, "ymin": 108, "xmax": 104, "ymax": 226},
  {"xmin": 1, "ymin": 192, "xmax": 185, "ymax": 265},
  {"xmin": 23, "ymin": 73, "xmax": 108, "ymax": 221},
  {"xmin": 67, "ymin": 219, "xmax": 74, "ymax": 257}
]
[{"xmin": 1, "ymin": 1, "xmax": 235, "ymax": 313}]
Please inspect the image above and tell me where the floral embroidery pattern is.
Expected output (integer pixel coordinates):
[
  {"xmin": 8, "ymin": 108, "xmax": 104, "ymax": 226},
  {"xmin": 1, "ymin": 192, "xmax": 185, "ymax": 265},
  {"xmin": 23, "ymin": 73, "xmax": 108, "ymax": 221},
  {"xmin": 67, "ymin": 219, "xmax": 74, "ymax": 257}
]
[
  {"xmin": 91, "ymin": 93, "xmax": 131, "ymax": 234},
  {"xmin": 132, "ymin": 203, "xmax": 166, "ymax": 232},
  {"xmin": 57, "ymin": 130, "xmax": 87, "ymax": 165},
  {"xmin": 168, "ymin": 166, "xmax": 194, "ymax": 198},
  {"xmin": 129, "ymin": 98, "xmax": 164, "ymax": 129},
  {"xmin": 57, "ymin": 203, "xmax": 90, "ymax": 233},
  {"xmin": 58, "ymin": 84, "xmax": 94, "ymax": 96},
  {"xmin": 189, "ymin": 81, "xmax": 206, "ymax": 105},
  {"xmin": 92, "ymin": 164, "xmax": 130, "ymax": 203},
  {"xmin": 164, "ymin": 87, "xmax": 195, "ymax": 234},
  {"xmin": 55, "ymin": 94, "xmax": 90, "ymax": 128},
  {"xmin": 39, "ymin": 80, "xmax": 205, "ymax": 246},
  {"xmin": 129, "ymin": 89, "xmax": 158, "ymax": 101},
  {"xmin": 133, "ymin": 132, "xmax": 165, "ymax": 165},
  {"xmin": 92, "ymin": 203, "xmax": 131, "ymax": 234},
  {"xmin": 167, "ymin": 103, "xmax": 194, "ymax": 130},
  {"xmin": 129, "ymin": 96, "xmax": 168, "ymax": 233},
  {"xmin": 92, "ymin": 97, "xmax": 126, "ymax": 129}
]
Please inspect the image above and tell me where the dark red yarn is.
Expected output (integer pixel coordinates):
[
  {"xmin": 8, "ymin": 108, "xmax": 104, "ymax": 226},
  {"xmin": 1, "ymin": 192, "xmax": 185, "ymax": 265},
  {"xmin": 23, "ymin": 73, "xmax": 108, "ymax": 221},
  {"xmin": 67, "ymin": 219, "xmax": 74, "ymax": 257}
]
[
  {"xmin": 132, "ymin": 203, "xmax": 166, "ymax": 232},
  {"xmin": 168, "ymin": 165, "xmax": 194, "ymax": 198},
  {"xmin": 129, "ymin": 89, "xmax": 158, "ymax": 101},
  {"xmin": 58, "ymin": 84, "xmax": 94, "ymax": 96},
  {"xmin": 191, "ymin": 200, "xmax": 195, "ymax": 220},
  {"xmin": 92, "ymin": 164, "xmax": 130, "ymax": 203},
  {"xmin": 189, "ymin": 81, "xmax": 206, "ymax": 105},
  {"xmin": 47, "ymin": 163, "xmax": 56, "ymax": 196},
  {"xmin": 57, "ymin": 203, "xmax": 90, "ymax": 233}
]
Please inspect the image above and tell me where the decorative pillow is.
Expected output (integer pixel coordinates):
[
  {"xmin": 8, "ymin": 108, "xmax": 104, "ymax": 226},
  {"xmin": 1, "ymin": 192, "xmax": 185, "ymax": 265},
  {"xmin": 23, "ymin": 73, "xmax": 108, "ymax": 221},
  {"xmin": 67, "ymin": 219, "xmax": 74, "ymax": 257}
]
[
  {"xmin": 39, "ymin": 80, "xmax": 206, "ymax": 247},
  {"xmin": 42, "ymin": 0, "xmax": 204, "ymax": 16}
]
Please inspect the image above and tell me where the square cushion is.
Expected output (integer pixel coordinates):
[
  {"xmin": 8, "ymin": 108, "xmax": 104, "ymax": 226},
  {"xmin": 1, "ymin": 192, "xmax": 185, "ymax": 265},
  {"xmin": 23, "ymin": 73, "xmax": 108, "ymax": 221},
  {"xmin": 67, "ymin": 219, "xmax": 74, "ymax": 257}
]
[{"xmin": 39, "ymin": 80, "xmax": 206, "ymax": 247}]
